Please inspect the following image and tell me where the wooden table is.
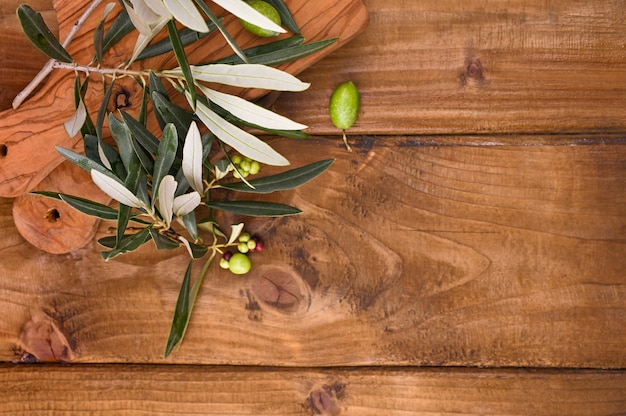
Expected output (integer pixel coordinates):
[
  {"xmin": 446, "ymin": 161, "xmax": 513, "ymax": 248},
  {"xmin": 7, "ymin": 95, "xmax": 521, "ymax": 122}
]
[{"xmin": 1, "ymin": 0, "xmax": 625, "ymax": 414}]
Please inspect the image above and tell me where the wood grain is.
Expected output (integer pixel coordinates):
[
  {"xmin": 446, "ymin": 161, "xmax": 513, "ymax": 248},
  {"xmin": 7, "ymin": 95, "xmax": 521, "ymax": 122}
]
[
  {"xmin": 0, "ymin": 137, "xmax": 624, "ymax": 367},
  {"xmin": 271, "ymin": 0, "xmax": 626, "ymax": 135},
  {"xmin": 0, "ymin": 365, "xmax": 624, "ymax": 415}
]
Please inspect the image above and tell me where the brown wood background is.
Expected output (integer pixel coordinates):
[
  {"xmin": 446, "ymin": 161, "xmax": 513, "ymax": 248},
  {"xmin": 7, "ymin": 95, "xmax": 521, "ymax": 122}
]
[{"xmin": 1, "ymin": 0, "xmax": 625, "ymax": 414}]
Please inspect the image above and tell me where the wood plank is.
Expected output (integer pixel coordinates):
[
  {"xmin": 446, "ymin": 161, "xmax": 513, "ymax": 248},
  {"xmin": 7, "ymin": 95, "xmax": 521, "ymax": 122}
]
[
  {"xmin": 270, "ymin": 0, "xmax": 626, "ymax": 135},
  {"xmin": 0, "ymin": 365, "xmax": 624, "ymax": 415},
  {"xmin": 0, "ymin": 137, "xmax": 624, "ymax": 367}
]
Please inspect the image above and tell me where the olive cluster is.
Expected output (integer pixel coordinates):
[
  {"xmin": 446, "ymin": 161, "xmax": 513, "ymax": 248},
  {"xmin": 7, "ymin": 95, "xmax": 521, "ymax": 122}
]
[
  {"xmin": 219, "ymin": 232, "xmax": 264, "ymax": 275},
  {"xmin": 231, "ymin": 154, "xmax": 260, "ymax": 179}
]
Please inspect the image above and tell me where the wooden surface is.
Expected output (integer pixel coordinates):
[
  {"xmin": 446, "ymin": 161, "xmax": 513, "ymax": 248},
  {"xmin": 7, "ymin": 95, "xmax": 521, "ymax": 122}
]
[{"xmin": 1, "ymin": 0, "xmax": 626, "ymax": 414}]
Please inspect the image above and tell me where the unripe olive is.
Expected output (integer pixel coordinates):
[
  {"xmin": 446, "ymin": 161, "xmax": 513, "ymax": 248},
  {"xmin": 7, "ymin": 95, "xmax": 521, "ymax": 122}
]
[
  {"xmin": 219, "ymin": 258, "xmax": 230, "ymax": 269},
  {"xmin": 237, "ymin": 241, "xmax": 250, "ymax": 254},
  {"xmin": 231, "ymin": 154, "xmax": 242, "ymax": 165},
  {"xmin": 229, "ymin": 253, "xmax": 252, "ymax": 275},
  {"xmin": 329, "ymin": 81, "xmax": 360, "ymax": 151},
  {"xmin": 238, "ymin": 232, "xmax": 251, "ymax": 243},
  {"xmin": 248, "ymin": 161, "xmax": 261, "ymax": 175},
  {"xmin": 240, "ymin": 0, "xmax": 282, "ymax": 37}
]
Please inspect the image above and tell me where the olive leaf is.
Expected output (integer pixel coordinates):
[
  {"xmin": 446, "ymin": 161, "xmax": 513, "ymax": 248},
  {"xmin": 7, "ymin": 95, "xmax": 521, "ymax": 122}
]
[
  {"xmin": 64, "ymin": 99, "xmax": 88, "ymax": 138},
  {"xmin": 163, "ymin": 0, "xmax": 209, "ymax": 33},
  {"xmin": 17, "ymin": 4, "xmax": 73, "ymax": 63},
  {"xmin": 215, "ymin": 37, "xmax": 337, "ymax": 66},
  {"xmin": 151, "ymin": 92, "xmax": 194, "ymax": 138},
  {"xmin": 164, "ymin": 259, "xmax": 193, "ymax": 358},
  {"xmin": 167, "ymin": 19, "xmax": 197, "ymax": 107},
  {"xmin": 136, "ymin": 22, "xmax": 215, "ymax": 61},
  {"xmin": 91, "ymin": 169, "xmax": 147, "ymax": 209},
  {"xmin": 168, "ymin": 64, "xmax": 309, "ymax": 91},
  {"xmin": 198, "ymin": 85, "xmax": 306, "ymax": 130},
  {"xmin": 102, "ymin": 9, "xmax": 135, "ymax": 55},
  {"xmin": 32, "ymin": 191, "xmax": 119, "ymax": 221},
  {"xmin": 158, "ymin": 175, "xmax": 178, "ymax": 228},
  {"xmin": 221, "ymin": 159, "xmax": 335, "ymax": 194},
  {"xmin": 192, "ymin": 98, "xmax": 289, "ymax": 166},
  {"xmin": 182, "ymin": 121, "xmax": 204, "ymax": 194},
  {"xmin": 152, "ymin": 123, "xmax": 179, "ymax": 203},
  {"xmin": 101, "ymin": 227, "xmax": 153, "ymax": 261},
  {"xmin": 207, "ymin": 200, "xmax": 301, "ymax": 216},
  {"xmin": 264, "ymin": 0, "xmax": 300, "ymax": 34}
]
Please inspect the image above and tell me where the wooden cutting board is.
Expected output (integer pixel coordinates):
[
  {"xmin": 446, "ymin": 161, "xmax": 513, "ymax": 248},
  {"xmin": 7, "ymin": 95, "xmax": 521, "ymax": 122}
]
[{"xmin": 5, "ymin": 0, "xmax": 368, "ymax": 253}]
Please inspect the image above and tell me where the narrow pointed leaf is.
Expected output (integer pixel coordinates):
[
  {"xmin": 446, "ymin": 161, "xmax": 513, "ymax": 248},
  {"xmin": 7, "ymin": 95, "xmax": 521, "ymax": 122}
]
[
  {"xmin": 150, "ymin": 229, "xmax": 181, "ymax": 250},
  {"xmin": 102, "ymin": 9, "xmax": 135, "ymax": 54},
  {"xmin": 264, "ymin": 0, "xmax": 299, "ymax": 34},
  {"xmin": 120, "ymin": 111, "xmax": 160, "ymax": 155},
  {"xmin": 166, "ymin": 19, "xmax": 197, "ymax": 106},
  {"xmin": 207, "ymin": 200, "xmax": 301, "ymax": 216},
  {"xmin": 153, "ymin": 123, "xmax": 179, "ymax": 200},
  {"xmin": 212, "ymin": 35, "xmax": 304, "ymax": 64},
  {"xmin": 56, "ymin": 147, "xmax": 113, "ymax": 177},
  {"xmin": 170, "ymin": 64, "xmax": 309, "ymax": 91},
  {"xmin": 173, "ymin": 192, "xmax": 201, "ymax": 217},
  {"xmin": 151, "ymin": 92, "xmax": 194, "ymax": 139},
  {"xmin": 164, "ymin": 259, "xmax": 192, "ymax": 357},
  {"xmin": 91, "ymin": 169, "xmax": 145, "ymax": 208},
  {"xmin": 158, "ymin": 175, "xmax": 177, "ymax": 228},
  {"xmin": 199, "ymin": 85, "xmax": 306, "ymax": 130},
  {"xmin": 64, "ymin": 99, "xmax": 88, "ymax": 137},
  {"xmin": 101, "ymin": 227, "xmax": 152, "ymax": 260},
  {"xmin": 212, "ymin": 0, "xmax": 285, "ymax": 34},
  {"xmin": 17, "ymin": 4, "xmax": 73, "ymax": 63},
  {"xmin": 32, "ymin": 191, "xmax": 119, "ymax": 221},
  {"xmin": 97, "ymin": 80, "xmax": 116, "ymax": 140},
  {"xmin": 182, "ymin": 121, "xmax": 204, "ymax": 193},
  {"xmin": 193, "ymin": 99, "xmax": 288, "ymax": 166},
  {"xmin": 226, "ymin": 222, "xmax": 244, "ymax": 245},
  {"xmin": 108, "ymin": 113, "xmax": 135, "ymax": 171},
  {"xmin": 221, "ymin": 159, "xmax": 334, "ymax": 194},
  {"xmin": 93, "ymin": 2, "xmax": 115, "ymax": 64},
  {"xmin": 180, "ymin": 210, "xmax": 199, "ymax": 240},
  {"xmin": 164, "ymin": 0, "xmax": 209, "ymax": 32}
]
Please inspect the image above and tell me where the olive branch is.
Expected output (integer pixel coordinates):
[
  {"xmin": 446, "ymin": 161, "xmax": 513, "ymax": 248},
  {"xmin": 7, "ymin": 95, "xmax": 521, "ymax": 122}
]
[{"xmin": 16, "ymin": 0, "xmax": 335, "ymax": 357}]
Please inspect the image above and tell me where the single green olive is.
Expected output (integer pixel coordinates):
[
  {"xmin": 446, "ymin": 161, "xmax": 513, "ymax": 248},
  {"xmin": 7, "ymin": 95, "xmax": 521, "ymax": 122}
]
[
  {"xmin": 228, "ymin": 253, "xmax": 252, "ymax": 275},
  {"xmin": 329, "ymin": 81, "xmax": 360, "ymax": 151},
  {"xmin": 240, "ymin": 0, "xmax": 282, "ymax": 37}
]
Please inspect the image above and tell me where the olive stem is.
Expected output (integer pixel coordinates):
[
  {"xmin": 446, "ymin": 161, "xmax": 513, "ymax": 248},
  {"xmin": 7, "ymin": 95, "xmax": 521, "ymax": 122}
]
[
  {"xmin": 342, "ymin": 130, "xmax": 353, "ymax": 152},
  {"xmin": 12, "ymin": 0, "xmax": 107, "ymax": 109}
]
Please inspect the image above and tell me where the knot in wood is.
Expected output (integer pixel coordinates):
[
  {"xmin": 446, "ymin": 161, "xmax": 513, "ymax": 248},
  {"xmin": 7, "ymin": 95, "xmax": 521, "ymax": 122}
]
[{"xmin": 249, "ymin": 265, "xmax": 310, "ymax": 315}]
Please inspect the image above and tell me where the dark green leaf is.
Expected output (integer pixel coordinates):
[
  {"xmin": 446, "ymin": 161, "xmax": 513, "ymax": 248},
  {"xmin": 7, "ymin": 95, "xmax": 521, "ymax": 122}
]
[
  {"xmin": 221, "ymin": 159, "xmax": 334, "ymax": 194},
  {"xmin": 136, "ymin": 22, "xmax": 216, "ymax": 61},
  {"xmin": 207, "ymin": 200, "xmax": 301, "ymax": 217},
  {"xmin": 102, "ymin": 9, "xmax": 135, "ymax": 55},
  {"xmin": 265, "ymin": 0, "xmax": 300, "ymax": 34},
  {"xmin": 131, "ymin": 137, "xmax": 155, "ymax": 174},
  {"xmin": 150, "ymin": 229, "xmax": 181, "ymax": 250},
  {"xmin": 152, "ymin": 124, "xmax": 179, "ymax": 199},
  {"xmin": 167, "ymin": 20, "xmax": 196, "ymax": 107},
  {"xmin": 32, "ymin": 191, "xmax": 119, "ymax": 220},
  {"xmin": 97, "ymin": 80, "xmax": 116, "ymax": 140},
  {"xmin": 194, "ymin": 0, "xmax": 249, "ymax": 63},
  {"xmin": 73, "ymin": 76, "xmax": 97, "ymax": 138},
  {"xmin": 138, "ymin": 82, "xmax": 149, "ymax": 126},
  {"xmin": 101, "ymin": 227, "xmax": 152, "ymax": 260},
  {"xmin": 164, "ymin": 260, "xmax": 193, "ymax": 358},
  {"xmin": 216, "ymin": 37, "xmax": 337, "ymax": 67},
  {"xmin": 181, "ymin": 211, "xmax": 198, "ymax": 241},
  {"xmin": 151, "ymin": 92, "xmax": 194, "ymax": 139},
  {"xmin": 94, "ymin": 19, "xmax": 105, "ymax": 64},
  {"xmin": 149, "ymin": 72, "xmax": 169, "ymax": 130},
  {"xmin": 212, "ymin": 35, "xmax": 304, "ymax": 64},
  {"xmin": 120, "ymin": 111, "xmax": 159, "ymax": 155},
  {"xmin": 56, "ymin": 146, "xmax": 112, "ymax": 177},
  {"xmin": 17, "ymin": 4, "xmax": 73, "ymax": 63},
  {"xmin": 108, "ymin": 113, "xmax": 135, "ymax": 173},
  {"xmin": 187, "ymin": 240, "xmax": 208, "ymax": 259}
]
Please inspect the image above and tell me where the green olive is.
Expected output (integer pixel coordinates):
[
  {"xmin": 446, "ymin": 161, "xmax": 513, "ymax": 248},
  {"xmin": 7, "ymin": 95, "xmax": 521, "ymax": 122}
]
[
  {"xmin": 240, "ymin": 0, "xmax": 282, "ymax": 37},
  {"xmin": 329, "ymin": 81, "xmax": 360, "ymax": 151},
  {"xmin": 228, "ymin": 253, "xmax": 252, "ymax": 275}
]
